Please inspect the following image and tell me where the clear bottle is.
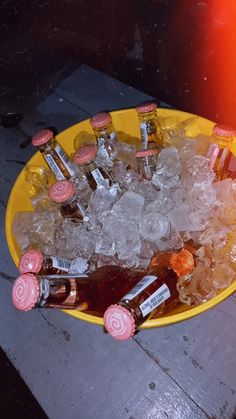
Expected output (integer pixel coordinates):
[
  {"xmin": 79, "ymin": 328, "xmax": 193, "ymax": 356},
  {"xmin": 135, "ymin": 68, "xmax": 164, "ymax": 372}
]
[
  {"xmin": 32, "ymin": 129, "xmax": 75, "ymax": 180},
  {"xmin": 90, "ymin": 112, "xmax": 118, "ymax": 166},
  {"xmin": 48, "ymin": 180, "xmax": 88, "ymax": 221},
  {"xmin": 135, "ymin": 148, "xmax": 159, "ymax": 180},
  {"xmin": 19, "ymin": 249, "xmax": 71, "ymax": 275},
  {"xmin": 103, "ymin": 248, "xmax": 195, "ymax": 340},
  {"xmin": 136, "ymin": 102, "xmax": 162, "ymax": 150},
  {"xmin": 74, "ymin": 144, "xmax": 114, "ymax": 191},
  {"xmin": 12, "ymin": 266, "xmax": 144, "ymax": 313},
  {"xmin": 206, "ymin": 124, "xmax": 236, "ymax": 180}
]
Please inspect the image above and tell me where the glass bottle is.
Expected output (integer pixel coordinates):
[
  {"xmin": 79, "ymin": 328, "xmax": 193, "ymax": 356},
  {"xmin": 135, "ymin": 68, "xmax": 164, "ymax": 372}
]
[
  {"xmin": 74, "ymin": 144, "xmax": 114, "ymax": 191},
  {"xmin": 19, "ymin": 249, "xmax": 71, "ymax": 275},
  {"xmin": 48, "ymin": 180, "xmax": 88, "ymax": 221},
  {"xmin": 206, "ymin": 124, "xmax": 236, "ymax": 180},
  {"xmin": 12, "ymin": 266, "xmax": 144, "ymax": 313},
  {"xmin": 32, "ymin": 129, "xmax": 75, "ymax": 180},
  {"xmin": 103, "ymin": 248, "xmax": 195, "ymax": 340},
  {"xmin": 135, "ymin": 148, "xmax": 159, "ymax": 180},
  {"xmin": 90, "ymin": 112, "xmax": 118, "ymax": 166},
  {"xmin": 136, "ymin": 102, "xmax": 162, "ymax": 150}
]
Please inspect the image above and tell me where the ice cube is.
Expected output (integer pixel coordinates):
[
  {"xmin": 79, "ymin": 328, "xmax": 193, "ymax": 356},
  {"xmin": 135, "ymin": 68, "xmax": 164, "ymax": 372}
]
[
  {"xmin": 68, "ymin": 256, "xmax": 88, "ymax": 274},
  {"xmin": 95, "ymin": 233, "xmax": 116, "ymax": 256},
  {"xmin": 177, "ymin": 266, "xmax": 216, "ymax": 306},
  {"xmin": 213, "ymin": 179, "xmax": 234, "ymax": 202},
  {"xmin": 13, "ymin": 210, "xmax": 60, "ymax": 251},
  {"xmin": 112, "ymin": 191, "xmax": 145, "ymax": 222},
  {"xmin": 140, "ymin": 211, "xmax": 171, "ymax": 241}
]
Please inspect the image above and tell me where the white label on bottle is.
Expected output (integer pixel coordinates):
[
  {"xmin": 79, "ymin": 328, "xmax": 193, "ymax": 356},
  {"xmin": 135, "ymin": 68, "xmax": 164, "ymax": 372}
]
[
  {"xmin": 55, "ymin": 144, "xmax": 75, "ymax": 177},
  {"xmin": 139, "ymin": 283, "xmax": 171, "ymax": 317},
  {"xmin": 110, "ymin": 131, "xmax": 116, "ymax": 142},
  {"xmin": 123, "ymin": 275, "xmax": 157, "ymax": 301},
  {"xmin": 140, "ymin": 122, "xmax": 148, "ymax": 146},
  {"xmin": 51, "ymin": 257, "xmax": 71, "ymax": 272},
  {"xmin": 44, "ymin": 154, "xmax": 65, "ymax": 180},
  {"xmin": 217, "ymin": 147, "xmax": 229, "ymax": 171},
  {"xmin": 98, "ymin": 137, "xmax": 105, "ymax": 147},
  {"xmin": 97, "ymin": 138, "xmax": 110, "ymax": 160},
  {"xmin": 91, "ymin": 168, "xmax": 108, "ymax": 187}
]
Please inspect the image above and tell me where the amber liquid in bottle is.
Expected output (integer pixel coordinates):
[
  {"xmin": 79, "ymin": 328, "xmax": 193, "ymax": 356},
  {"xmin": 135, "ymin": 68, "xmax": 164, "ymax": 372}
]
[
  {"xmin": 37, "ymin": 266, "xmax": 144, "ymax": 314},
  {"xmin": 138, "ymin": 110, "xmax": 162, "ymax": 150},
  {"xmin": 59, "ymin": 195, "xmax": 84, "ymax": 221},
  {"xmin": 83, "ymin": 161, "xmax": 113, "ymax": 191},
  {"xmin": 119, "ymin": 264, "xmax": 179, "ymax": 326},
  {"xmin": 39, "ymin": 138, "xmax": 75, "ymax": 180},
  {"xmin": 39, "ymin": 256, "xmax": 71, "ymax": 275},
  {"xmin": 104, "ymin": 249, "xmax": 195, "ymax": 339}
]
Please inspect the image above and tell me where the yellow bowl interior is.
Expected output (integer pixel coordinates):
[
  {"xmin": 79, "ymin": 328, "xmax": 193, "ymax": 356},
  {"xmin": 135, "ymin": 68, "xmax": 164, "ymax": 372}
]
[{"xmin": 6, "ymin": 108, "xmax": 236, "ymax": 328}]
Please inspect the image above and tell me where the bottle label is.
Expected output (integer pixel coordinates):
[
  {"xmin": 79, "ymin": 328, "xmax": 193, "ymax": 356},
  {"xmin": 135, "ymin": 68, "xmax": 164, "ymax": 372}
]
[
  {"xmin": 51, "ymin": 257, "xmax": 71, "ymax": 272},
  {"xmin": 91, "ymin": 168, "xmax": 108, "ymax": 187},
  {"xmin": 123, "ymin": 275, "xmax": 157, "ymax": 300},
  {"xmin": 139, "ymin": 283, "xmax": 171, "ymax": 317},
  {"xmin": 109, "ymin": 131, "xmax": 116, "ymax": 142},
  {"xmin": 140, "ymin": 122, "xmax": 148, "ymax": 145},
  {"xmin": 44, "ymin": 154, "xmax": 65, "ymax": 180},
  {"xmin": 55, "ymin": 144, "xmax": 75, "ymax": 177},
  {"xmin": 97, "ymin": 138, "xmax": 110, "ymax": 161}
]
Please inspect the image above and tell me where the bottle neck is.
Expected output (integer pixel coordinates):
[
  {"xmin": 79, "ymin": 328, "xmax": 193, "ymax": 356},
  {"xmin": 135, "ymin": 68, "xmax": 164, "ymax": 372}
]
[{"xmin": 37, "ymin": 275, "xmax": 89, "ymax": 309}]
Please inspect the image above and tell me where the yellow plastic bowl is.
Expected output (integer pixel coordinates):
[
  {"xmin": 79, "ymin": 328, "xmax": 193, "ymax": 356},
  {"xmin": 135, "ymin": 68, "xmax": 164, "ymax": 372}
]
[{"xmin": 6, "ymin": 108, "xmax": 236, "ymax": 328}]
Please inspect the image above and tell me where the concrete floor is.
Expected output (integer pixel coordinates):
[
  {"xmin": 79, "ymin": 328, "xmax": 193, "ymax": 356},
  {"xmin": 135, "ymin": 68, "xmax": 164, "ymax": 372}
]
[{"xmin": 0, "ymin": 64, "xmax": 236, "ymax": 419}]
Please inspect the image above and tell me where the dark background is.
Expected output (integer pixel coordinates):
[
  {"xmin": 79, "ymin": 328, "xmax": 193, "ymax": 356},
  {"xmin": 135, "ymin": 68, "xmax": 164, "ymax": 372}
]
[{"xmin": 1, "ymin": 0, "xmax": 236, "ymax": 125}]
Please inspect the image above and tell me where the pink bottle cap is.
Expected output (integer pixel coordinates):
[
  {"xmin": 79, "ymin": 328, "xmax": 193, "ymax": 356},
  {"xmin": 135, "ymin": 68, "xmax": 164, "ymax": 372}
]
[
  {"xmin": 103, "ymin": 305, "xmax": 135, "ymax": 341},
  {"xmin": 48, "ymin": 180, "xmax": 75, "ymax": 203},
  {"xmin": 213, "ymin": 124, "xmax": 236, "ymax": 138},
  {"xmin": 19, "ymin": 249, "xmax": 44, "ymax": 274},
  {"xmin": 135, "ymin": 148, "xmax": 159, "ymax": 158},
  {"xmin": 74, "ymin": 144, "xmax": 97, "ymax": 164},
  {"xmin": 136, "ymin": 102, "xmax": 158, "ymax": 114},
  {"xmin": 12, "ymin": 273, "xmax": 40, "ymax": 311},
  {"xmin": 90, "ymin": 112, "xmax": 112, "ymax": 129},
  {"xmin": 32, "ymin": 129, "xmax": 53, "ymax": 146}
]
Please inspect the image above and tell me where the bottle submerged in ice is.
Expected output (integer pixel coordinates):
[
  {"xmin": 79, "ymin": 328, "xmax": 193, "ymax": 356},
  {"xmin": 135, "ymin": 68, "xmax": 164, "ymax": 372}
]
[
  {"xmin": 135, "ymin": 148, "xmax": 159, "ymax": 180},
  {"xmin": 90, "ymin": 112, "xmax": 118, "ymax": 167},
  {"xmin": 136, "ymin": 102, "xmax": 162, "ymax": 150},
  {"xmin": 206, "ymin": 124, "xmax": 236, "ymax": 180},
  {"xmin": 32, "ymin": 129, "xmax": 75, "ymax": 180},
  {"xmin": 48, "ymin": 179, "xmax": 88, "ymax": 222},
  {"xmin": 74, "ymin": 144, "xmax": 117, "ymax": 192},
  {"xmin": 104, "ymin": 248, "xmax": 195, "ymax": 340},
  {"xmin": 19, "ymin": 249, "xmax": 71, "ymax": 275}
]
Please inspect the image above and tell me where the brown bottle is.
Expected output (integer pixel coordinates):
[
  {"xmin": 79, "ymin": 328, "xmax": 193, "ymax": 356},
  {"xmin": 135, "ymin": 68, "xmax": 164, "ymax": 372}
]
[
  {"xmin": 19, "ymin": 249, "xmax": 71, "ymax": 275},
  {"xmin": 74, "ymin": 144, "xmax": 114, "ymax": 191},
  {"xmin": 48, "ymin": 179, "xmax": 88, "ymax": 221},
  {"xmin": 136, "ymin": 102, "xmax": 162, "ymax": 150},
  {"xmin": 32, "ymin": 129, "xmax": 75, "ymax": 180},
  {"xmin": 103, "ymin": 249, "xmax": 195, "ymax": 340},
  {"xmin": 12, "ymin": 266, "xmax": 144, "ymax": 314}
]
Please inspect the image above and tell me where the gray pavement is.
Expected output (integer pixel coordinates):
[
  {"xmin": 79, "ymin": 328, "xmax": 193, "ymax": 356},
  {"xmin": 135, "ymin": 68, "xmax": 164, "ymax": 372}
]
[{"xmin": 1, "ymin": 64, "xmax": 236, "ymax": 419}]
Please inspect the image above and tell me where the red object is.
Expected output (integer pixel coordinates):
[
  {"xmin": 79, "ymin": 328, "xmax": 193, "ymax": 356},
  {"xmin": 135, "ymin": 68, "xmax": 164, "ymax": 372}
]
[
  {"xmin": 135, "ymin": 148, "xmax": 159, "ymax": 158},
  {"xmin": 12, "ymin": 273, "xmax": 40, "ymax": 311},
  {"xmin": 136, "ymin": 102, "xmax": 157, "ymax": 114},
  {"xmin": 213, "ymin": 124, "xmax": 236, "ymax": 137},
  {"xmin": 48, "ymin": 180, "xmax": 75, "ymax": 203},
  {"xmin": 19, "ymin": 249, "xmax": 44, "ymax": 274},
  {"xmin": 90, "ymin": 112, "xmax": 112, "ymax": 129},
  {"xmin": 74, "ymin": 144, "xmax": 97, "ymax": 164},
  {"xmin": 104, "ymin": 305, "xmax": 136, "ymax": 340},
  {"xmin": 32, "ymin": 129, "xmax": 53, "ymax": 146}
]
